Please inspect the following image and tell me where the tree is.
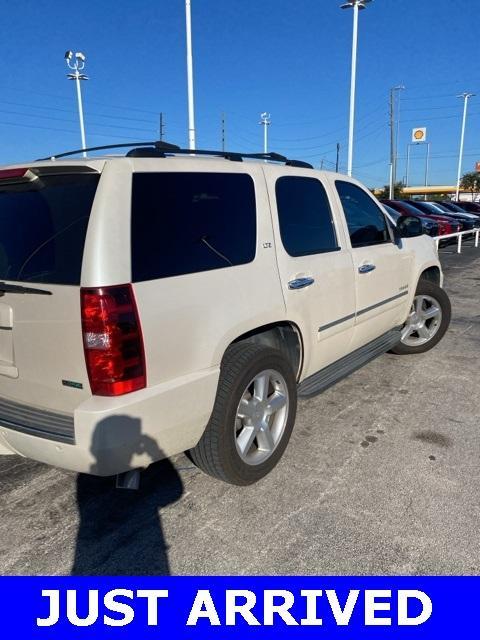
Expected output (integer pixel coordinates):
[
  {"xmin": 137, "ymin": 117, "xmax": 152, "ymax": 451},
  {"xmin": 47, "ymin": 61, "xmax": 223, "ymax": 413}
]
[
  {"xmin": 460, "ymin": 172, "xmax": 480, "ymax": 200},
  {"xmin": 376, "ymin": 182, "xmax": 404, "ymax": 200}
]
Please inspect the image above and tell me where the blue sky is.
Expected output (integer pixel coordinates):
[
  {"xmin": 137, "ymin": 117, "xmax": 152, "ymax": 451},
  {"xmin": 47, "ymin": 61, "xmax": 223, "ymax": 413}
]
[{"xmin": 1, "ymin": 0, "xmax": 478, "ymax": 187}]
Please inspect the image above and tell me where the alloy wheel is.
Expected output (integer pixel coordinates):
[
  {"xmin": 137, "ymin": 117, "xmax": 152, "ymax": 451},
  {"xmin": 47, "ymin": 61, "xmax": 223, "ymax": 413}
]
[
  {"xmin": 401, "ymin": 294, "xmax": 442, "ymax": 347},
  {"xmin": 234, "ymin": 369, "xmax": 289, "ymax": 466}
]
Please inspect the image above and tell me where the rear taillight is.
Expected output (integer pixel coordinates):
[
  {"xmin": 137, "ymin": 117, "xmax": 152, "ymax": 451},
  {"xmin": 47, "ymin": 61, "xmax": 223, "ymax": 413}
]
[{"xmin": 80, "ymin": 284, "xmax": 146, "ymax": 396}]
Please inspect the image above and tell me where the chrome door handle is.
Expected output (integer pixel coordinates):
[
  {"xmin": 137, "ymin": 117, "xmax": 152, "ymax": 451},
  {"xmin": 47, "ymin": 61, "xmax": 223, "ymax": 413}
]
[
  {"xmin": 358, "ymin": 264, "xmax": 376, "ymax": 274},
  {"xmin": 288, "ymin": 277, "xmax": 315, "ymax": 290}
]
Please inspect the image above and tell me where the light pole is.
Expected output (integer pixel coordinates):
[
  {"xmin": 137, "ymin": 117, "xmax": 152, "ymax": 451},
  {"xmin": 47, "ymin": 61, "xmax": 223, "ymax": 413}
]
[
  {"xmin": 455, "ymin": 92, "xmax": 475, "ymax": 201},
  {"xmin": 259, "ymin": 112, "xmax": 271, "ymax": 154},
  {"xmin": 424, "ymin": 142, "xmax": 431, "ymax": 201},
  {"xmin": 65, "ymin": 51, "xmax": 88, "ymax": 158},
  {"xmin": 185, "ymin": 0, "xmax": 196, "ymax": 150},
  {"xmin": 341, "ymin": 0, "xmax": 372, "ymax": 177}
]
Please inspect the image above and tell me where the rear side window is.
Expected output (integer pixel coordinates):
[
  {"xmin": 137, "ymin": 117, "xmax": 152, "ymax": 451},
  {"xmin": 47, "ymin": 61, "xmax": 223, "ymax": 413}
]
[
  {"xmin": 131, "ymin": 172, "xmax": 256, "ymax": 281},
  {"xmin": 336, "ymin": 181, "xmax": 390, "ymax": 248},
  {"xmin": 0, "ymin": 173, "xmax": 99, "ymax": 285},
  {"xmin": 275, "ymin": 176, "xmax": 338, "ymax": 256}
]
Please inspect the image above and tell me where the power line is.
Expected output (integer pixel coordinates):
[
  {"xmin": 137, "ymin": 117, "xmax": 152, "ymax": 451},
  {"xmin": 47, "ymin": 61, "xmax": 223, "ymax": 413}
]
[{"xmin": 0, "ymin": 119, "xmax": 146, "ymax": 141}]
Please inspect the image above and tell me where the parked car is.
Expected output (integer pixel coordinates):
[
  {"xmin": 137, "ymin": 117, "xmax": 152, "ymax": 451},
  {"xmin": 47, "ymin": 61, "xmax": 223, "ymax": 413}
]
[
  {"xmin": 0, "ymin": 144, "xmax": 451, "ymax": 486},
  {"xmin": 434, "ymin": 201, "xmax": 479, "ymax": 216},
  {"xmin": 381, "ymin": 202, "xmax": 439, "ymax": 237},
  {"xmin": 425, "ymin": 201, "xmax": 480, "ymax": 228},
  {"xmin": 382, "ymin": 199, "xmax": 460, "ymax": 236},
  {"xmin": 407, "ymin": 200, "xmax": 478, "ymax": 231},
  {"xmin": 452, "ymin": 201, "xmax": 480, "ymax": 215}
]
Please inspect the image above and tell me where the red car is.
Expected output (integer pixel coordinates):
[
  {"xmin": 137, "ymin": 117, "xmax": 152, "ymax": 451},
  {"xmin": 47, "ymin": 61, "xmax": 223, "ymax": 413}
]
[{"xmin": 382, "ymin": 200, "xmax": 461, "ymax": 236}]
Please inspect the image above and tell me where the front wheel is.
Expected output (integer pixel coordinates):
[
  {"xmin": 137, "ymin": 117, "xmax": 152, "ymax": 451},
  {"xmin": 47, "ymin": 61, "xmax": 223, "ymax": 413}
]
[
  {"xmin": 391, "ymin": 279, "xmax": 451, "ymax": 355},
  {"xmin": 189, "ymin": 343, "xmax": 297, "ymax": 485}
]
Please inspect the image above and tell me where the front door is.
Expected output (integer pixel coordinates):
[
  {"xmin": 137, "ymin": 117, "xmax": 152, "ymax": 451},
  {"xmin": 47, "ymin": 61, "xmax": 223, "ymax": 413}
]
[{"xmin": 332, "ymin": 179, "xmax": 413, "ymax": 350}]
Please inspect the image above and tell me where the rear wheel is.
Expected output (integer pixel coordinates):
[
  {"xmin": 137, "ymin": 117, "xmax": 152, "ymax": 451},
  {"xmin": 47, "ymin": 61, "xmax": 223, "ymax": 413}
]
[
  {"xmin": 391, "ymin": 279, "xmax": 451, "ymax": 355},
  {"xmin": 189, "ymin": 343, "xmax": 297, "ymax": 485}
]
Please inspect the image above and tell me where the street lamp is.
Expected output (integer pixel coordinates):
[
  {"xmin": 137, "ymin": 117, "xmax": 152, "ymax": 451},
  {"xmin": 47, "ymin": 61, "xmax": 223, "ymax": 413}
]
[
  {"xmin": 455, "ymin": 92, "xmax": 475, "ymax": 201},
  {"xmin": 340, "ymin": 0, "xmax": 372, "ymax": 177},
  {"xmin": 65, "ymin": 51, "xmax": 88, "ymax": 158},
  {"xmin": 185, "ymin": 0, "xmax": 196, "ymax": 150},
  {"xmin": 259, "ymin": 112, "xmax": 271, "ymax": 154}
]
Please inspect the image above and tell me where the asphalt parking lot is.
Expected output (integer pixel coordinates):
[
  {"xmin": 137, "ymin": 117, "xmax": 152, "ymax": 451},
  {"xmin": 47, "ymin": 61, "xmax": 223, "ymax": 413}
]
[{"xmin": 0, "ymin": 243, "xmax": 479, "ymax": 576}]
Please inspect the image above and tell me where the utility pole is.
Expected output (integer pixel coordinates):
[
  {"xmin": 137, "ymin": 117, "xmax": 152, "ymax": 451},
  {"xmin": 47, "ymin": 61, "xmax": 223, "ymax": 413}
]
[
  {"xmin": 221, "ymin": 112, "xmax": 226, "ymax": 152},
  {"xmin": 455, "ymin": 92, "xmax": 475, "ymax": 201},
  {"xmin": 336, "ymin": 143, "xmax": 340, "ymax": 172},
  {"xmin": 394, "ymin": 85, "xmax": 405, "ymax": 185},
  {"xmin": 159, "ymin": 112, "xmax": 165, "ymax": 141},
  {"xmin": 340, "ymin": 0, "xmax": 372, "ymax": 177},
  {"xmin": 259, "ymin": 112, "xmax": 271, "ymax": 154},
  {"xmin": 185, "ymin": 0, "xmax": 196, "ymax": 150},
  {"xmin": 389, "ymin": 85, "xmax": 404, "ymax": 199},
  {"xmin": 65, "ymin": 51, "xmax": 88, "ymax": 157}
]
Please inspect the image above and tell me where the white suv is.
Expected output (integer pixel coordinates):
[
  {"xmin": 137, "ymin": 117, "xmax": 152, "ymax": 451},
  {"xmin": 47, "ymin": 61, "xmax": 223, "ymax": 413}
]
[{"xmin": 0, "ymin": 143, "xmax": 450, "ymax": 486}]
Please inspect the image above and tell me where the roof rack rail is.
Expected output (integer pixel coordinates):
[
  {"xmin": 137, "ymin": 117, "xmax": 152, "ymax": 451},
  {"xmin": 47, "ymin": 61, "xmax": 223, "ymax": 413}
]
[
  {"xmin": 36, "ymin": 140, "xmax": 314, "ymax": 169},
  {"xmin": 36, "ymin": 141, "xmax": 179, "ymax": 161}
]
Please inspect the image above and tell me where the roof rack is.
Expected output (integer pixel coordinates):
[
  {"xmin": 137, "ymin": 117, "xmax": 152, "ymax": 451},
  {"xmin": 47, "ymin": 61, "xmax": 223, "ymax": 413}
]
[{"xmin": 36, "ymin": 140, "xmax": 314, "ymax": 169}]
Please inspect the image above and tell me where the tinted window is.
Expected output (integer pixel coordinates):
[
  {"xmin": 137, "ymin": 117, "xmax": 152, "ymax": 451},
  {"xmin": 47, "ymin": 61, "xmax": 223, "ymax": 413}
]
[
  {"xmin": 275, "ymin": 176, "xmax": 338, "ymax": 256},
  {"xmin": 336, "ymin": 181, "xmax": 390, "ymax": 248},
  {"xmin": 0, "ymin": 173, "xmax": 98, "ymax": 285},
  {"xmin": 131, "ymin": 173, "xmax": 256, "ymax": 281},
  {"xmin": 387, "ymin": 200, "xmax": 424, "ymax": 216}
]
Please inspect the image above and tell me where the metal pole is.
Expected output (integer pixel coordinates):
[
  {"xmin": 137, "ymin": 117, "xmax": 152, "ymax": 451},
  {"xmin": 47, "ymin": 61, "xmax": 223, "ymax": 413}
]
[
  {"xmin": 455, "ymin": 92, "xmax": 475, "ymax": 201},
  {"xmin": 185, "ymin": 0, "xmax": 196, "ymax": 150},
  {"xmin": 346, "ymin": 2, "xmax": 359, "ymax": 177},
  {"xmin": 221, "ymin": 112, "xmax": 225, "ymax": 152},
  {"xmin": 389, "ymin": 88, "xmax": 395, "ymax": 198},
  {"xmin": 405, "ymin": 143, "xmax": 411, "ymax": 187},
  {"xmin": 393, "ymin": 85, "xmax": 405, "ymax": 186},
  {"xmin": 424, "ymin": 142, "xmax": 430, "ymax": 201},
  {"xmin": 159, "ymin": 112, "xmax": 164, "ymax": 141},
  {"xmin": 74, "ymin": 70, "xmax": 87, "ymax": 158},
  {"xmin": 260, "ymin": 112, "xmax": 270, "ymax": 154}
]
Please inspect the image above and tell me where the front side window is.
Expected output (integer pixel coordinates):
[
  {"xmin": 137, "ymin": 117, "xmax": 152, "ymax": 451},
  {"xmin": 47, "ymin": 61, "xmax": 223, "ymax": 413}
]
[
  {"xmin": 336, "ymin": 181, "xmax": 391, "ymax": 248},
  {"xmin": 131, "ymin": 172, "xmax": 256, "ymax": 281},
  {"xmin": 275, "ymin": 176, "xmax": 338, "ymax": 257}
]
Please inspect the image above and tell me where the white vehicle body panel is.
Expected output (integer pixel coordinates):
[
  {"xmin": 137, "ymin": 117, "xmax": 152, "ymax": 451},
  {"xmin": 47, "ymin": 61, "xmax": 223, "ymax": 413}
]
[{"xmin": 0, "ymin": 156, "xmax": 444, "ymax": 474}]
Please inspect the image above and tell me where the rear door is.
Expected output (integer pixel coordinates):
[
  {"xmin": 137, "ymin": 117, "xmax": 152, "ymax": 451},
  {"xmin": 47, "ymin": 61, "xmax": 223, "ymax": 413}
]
[
  {"xmin": 0, "ymin": 167, "xmax": 100, "ymax": 413},
  {"xmin": 266, "ymin": 169, "xmax": 356, "ymax": 379},
  {"xmin": 332, "ymin": 178, "xmax": 414, "ymax": 349}
]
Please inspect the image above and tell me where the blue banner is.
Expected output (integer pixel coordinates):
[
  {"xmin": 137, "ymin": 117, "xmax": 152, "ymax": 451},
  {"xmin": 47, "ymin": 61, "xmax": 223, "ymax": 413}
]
[{"xmin": 0, "ymin": 576, "xmax": 476, "ymax": 638}]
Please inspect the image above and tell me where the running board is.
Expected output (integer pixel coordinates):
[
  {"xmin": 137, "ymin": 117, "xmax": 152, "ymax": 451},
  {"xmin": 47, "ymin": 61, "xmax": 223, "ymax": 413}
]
[{"xmin": 298, "ymin": 328, "xmax": 402, "ymax": 398}]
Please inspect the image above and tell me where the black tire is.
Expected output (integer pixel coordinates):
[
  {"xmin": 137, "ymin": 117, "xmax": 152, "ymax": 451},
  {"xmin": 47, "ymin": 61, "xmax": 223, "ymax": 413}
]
[
  {"xmin": 390, "ymin": 279, "xmax": 451, "ymax": 355},
  {"xmin": 189, "ymin": 343, "xmax": 297, "ymax": 485}
]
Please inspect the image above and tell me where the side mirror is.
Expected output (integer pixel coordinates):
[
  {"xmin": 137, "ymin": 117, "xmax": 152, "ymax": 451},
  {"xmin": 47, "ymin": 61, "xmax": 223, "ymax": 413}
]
[{"xmin": 395, "ymin": 215, "xmax": 423, "ymax": 238}]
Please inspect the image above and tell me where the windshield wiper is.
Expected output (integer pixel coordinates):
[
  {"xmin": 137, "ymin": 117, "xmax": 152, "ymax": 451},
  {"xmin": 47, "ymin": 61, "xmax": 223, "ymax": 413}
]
[{"xmin": 0, "ymin": 282, "xmax": 52, "ymax": 296}]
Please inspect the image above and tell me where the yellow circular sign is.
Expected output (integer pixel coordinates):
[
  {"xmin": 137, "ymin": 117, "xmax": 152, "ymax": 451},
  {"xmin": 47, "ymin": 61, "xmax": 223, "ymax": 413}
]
[{"xmin": 414, "ymin": 129, "xmax": 425, "ymax": 140}]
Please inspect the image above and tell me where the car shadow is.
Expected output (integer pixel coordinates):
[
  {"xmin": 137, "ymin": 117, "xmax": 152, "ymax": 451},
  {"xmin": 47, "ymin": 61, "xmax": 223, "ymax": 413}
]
[{"xmin": 71, "ymin": 416, "xmax": 184, "ymax": 575}]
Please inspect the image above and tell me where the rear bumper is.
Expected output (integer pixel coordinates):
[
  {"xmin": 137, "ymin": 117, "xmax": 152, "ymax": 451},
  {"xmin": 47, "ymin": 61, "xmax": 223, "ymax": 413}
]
[{"xmin": 0, "ymin": 367, "xmax": 219, "ymax": 476}]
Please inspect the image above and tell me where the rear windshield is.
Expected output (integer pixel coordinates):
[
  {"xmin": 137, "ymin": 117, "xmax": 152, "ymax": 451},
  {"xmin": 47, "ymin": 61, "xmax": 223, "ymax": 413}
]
[
  {"xmin": 0, "ymin": 173, "xmax": 99, "ymax": 285},
  {"xmin": 131, "ymin": 172, "xmax": 256, "ymax": 282}
]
